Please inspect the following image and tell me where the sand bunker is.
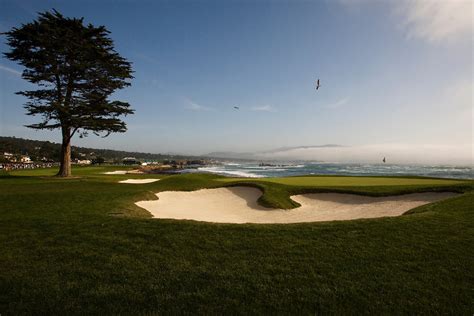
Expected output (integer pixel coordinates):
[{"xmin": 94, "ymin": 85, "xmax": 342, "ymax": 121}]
[
  {"xmin": 119, "ymin": 179, "xmax": 160, "ymax": 184},
  {"xmin": 136, "ymin": 187, "xmax": 457, "ymax": 223},
  {"xmin": 104, "ymin": 170, "xmax": 128, "ymax": 175}
]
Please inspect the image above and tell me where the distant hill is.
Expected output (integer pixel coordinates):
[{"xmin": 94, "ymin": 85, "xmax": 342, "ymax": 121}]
[
  {"xmin": 261, "ymin": 144, "xmax": 343, "ymax": 154},
  {"xmin": 0, "ymin": 136, "xmax": 198, "ymax": 162},
  {"xmin": 202, "ymin": 151, "xmax": 257, "ymax": 160},
  {"xmin": 202, "ymin": 145, "xmax": 344, "ymax": 161},
  {"xmin": 0, "ymin": 136, "xmax": 350, "ymax": 163}
]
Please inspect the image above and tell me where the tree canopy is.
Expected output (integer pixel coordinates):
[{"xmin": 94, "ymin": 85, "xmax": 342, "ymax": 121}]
[{"xmin": 3, "ymin": 9, "xmax": 134, "ymax": 176}]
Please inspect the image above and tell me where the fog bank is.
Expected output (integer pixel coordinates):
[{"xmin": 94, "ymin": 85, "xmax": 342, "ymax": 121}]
[{"xmin": 258, "ymin": 144, "xmax": 473, "ymax": 166}]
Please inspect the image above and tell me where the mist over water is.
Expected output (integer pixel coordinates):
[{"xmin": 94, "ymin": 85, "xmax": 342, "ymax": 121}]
[
  {"xmin": 257, "ymin": 144, "xmax": 473, "ymax": 166},
  {"xmin": 195, "ymin": 162, "xmax": 473, "ymax": 179}
]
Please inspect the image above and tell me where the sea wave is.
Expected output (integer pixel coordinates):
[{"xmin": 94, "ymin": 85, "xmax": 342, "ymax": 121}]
[
  {"xmin": 198, "ymin": 167, "xmax": 264, "ymax": 178},
  {"xmin": 195, "ymin": 163, "xmax": 472, "ymax": 179}
]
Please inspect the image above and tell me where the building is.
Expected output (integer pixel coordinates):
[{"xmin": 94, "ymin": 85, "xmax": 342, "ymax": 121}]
[
  {"xmin": 2, "ymin": 152, "xmax": 16, "ymax": 162},
  {"xmin": 123, "ymin": 157, "xmax": 140, "ymax": 165},
  {"xmin": 75, "ymin": 159, "xmax": 92, "ymax": 165},
  {"xmin": 20, "ymin": 156, "xmax": 32, "ymax": 163}
]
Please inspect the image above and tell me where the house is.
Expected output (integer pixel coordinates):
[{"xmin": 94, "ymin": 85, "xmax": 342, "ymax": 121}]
[
  {"xmin": 3, "ymin": 153, "xmax": 16, "ymax": 162},
  {"xmin": 74, "ymin": 159, "xmax": 92, "ymax": 165},
  {"xmin": 20, "ymin": 156, "xmax": 32, "ymax": 163},
  {"xmin": 123, "ymin": 157, "xmax": 140, "ymax": 165}
]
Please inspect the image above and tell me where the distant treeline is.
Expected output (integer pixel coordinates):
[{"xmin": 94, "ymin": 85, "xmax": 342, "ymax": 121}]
[{"xmin": 0, "ymin": 136, "xmax": 196, "ymax": 162}]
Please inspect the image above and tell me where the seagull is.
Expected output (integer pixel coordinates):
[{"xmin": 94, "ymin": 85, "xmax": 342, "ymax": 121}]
[
  {"xmin": 316, "ymin": 79, "xmax": 321, "ymax": 90},
  {"xmin": 234, "ymin": 106, "xmax": 239, "ymax": 110}
]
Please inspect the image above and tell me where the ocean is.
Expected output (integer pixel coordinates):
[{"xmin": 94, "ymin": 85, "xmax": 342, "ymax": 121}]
[{"xmin": 192, "ymin": 162, "xmax": 473, "ymax": 179}]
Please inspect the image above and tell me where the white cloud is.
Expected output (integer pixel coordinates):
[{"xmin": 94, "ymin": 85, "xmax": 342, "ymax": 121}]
[
  {"xmin": 338, "ymin": 0, "xmax": 472, "ymax": 43},
  {"xmin": 182, "ymin": 97, "xmax": 211, "ymax": 111},
  {"xmin": 324, "ymin": 98, "xmax": 349, "ymax": 109},
  {"xmin": 0, "ymin": 64, "xmax": 22, "ymax": 76},
  {"xmin": 251, "ymin": 105, "xmax": 276, "ymax": 112},
  {"xmin": 397, "ymin": 0, "xmax": 472, "ymax": 43}
]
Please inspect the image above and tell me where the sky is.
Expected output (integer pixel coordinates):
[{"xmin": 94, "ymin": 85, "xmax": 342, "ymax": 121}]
[{"xmin": 0, "ymin": 0, "xmax": 472, "ymax": 164}]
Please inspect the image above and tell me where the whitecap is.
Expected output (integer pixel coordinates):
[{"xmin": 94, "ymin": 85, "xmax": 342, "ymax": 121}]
[{"xmin": 198, "ymin": 167, "xmax": 264, "ymax": 178}]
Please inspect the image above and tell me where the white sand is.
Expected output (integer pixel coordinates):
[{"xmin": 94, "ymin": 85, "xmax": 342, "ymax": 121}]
[
  {"xmin": 119, "ymin": 179, "xmax": 160, "ymax": 184},
  {"xmin": 135, "ymin": 186, "xmax": 458, "ymax": 224},
  {"xmin": 104, "ymin": 170, "xmax": 128, "ymax": 175}
]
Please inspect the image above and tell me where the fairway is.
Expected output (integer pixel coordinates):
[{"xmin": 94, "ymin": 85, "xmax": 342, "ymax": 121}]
[
  {"xmin": 218, "ymin": 175, "xmax": 464, "ymax": 186},
  {"xmin": 0, "ymin": 167, "xmax": 473, "ymax": 314},
  {"xmin": 2, "ymin": 2, "xmax": 472, "ymax": 314}
]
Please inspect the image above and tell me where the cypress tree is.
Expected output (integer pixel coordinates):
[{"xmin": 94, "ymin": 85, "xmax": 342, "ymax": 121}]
[{"xmin": 3, "ymin": 10, "xmax": 134, "ymax": 177}]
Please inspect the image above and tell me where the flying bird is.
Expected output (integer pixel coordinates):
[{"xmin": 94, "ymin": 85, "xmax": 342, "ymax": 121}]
[
  {"xmin": 315, "ymin": 79, "xmax": 321, "ymax": 90},
  {"xmin": 234, "ymin": 106, "xmax": 239, "ymax": 110}
]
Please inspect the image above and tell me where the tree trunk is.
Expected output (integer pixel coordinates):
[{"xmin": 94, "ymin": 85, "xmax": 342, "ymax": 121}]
[{"xmin": 57, "ymin": 127, "xmax": 72, "ymax": 177}]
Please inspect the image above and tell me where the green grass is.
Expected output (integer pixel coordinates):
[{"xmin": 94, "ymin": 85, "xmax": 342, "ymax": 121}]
[
  {"xmin": 220, "ymin": 175, "xmax": 470, "ymax": 209},
  {"xmin": 0, "ymin": 167, "xmax": 473, "ymax": 314}
]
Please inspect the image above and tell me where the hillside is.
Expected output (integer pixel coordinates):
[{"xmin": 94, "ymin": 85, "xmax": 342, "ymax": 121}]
[{"xmin": 0, "ymin": 136, "xmax": 197, "ymax": 162}]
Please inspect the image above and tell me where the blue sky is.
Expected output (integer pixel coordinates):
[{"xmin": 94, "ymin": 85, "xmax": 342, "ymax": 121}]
[{"xmin": 0, "ymin": 0, "xmax": 472, "ymax": 163}]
